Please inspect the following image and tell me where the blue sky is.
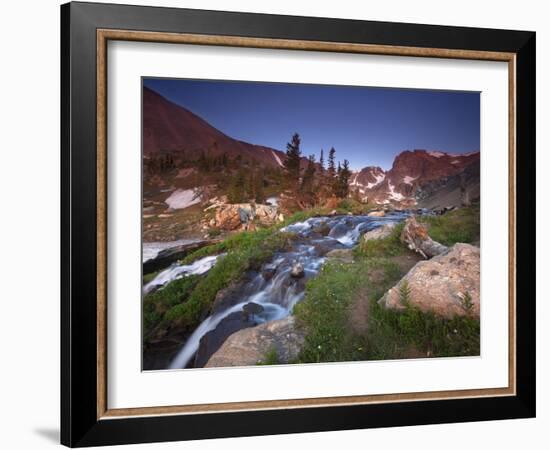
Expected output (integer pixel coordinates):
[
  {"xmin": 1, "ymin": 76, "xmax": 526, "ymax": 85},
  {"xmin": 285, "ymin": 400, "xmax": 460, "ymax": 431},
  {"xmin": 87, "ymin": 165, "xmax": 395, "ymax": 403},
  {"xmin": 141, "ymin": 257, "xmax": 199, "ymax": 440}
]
[{"xmin": 144, "ymin": 78, "xmax": 480, "ymax": 170}]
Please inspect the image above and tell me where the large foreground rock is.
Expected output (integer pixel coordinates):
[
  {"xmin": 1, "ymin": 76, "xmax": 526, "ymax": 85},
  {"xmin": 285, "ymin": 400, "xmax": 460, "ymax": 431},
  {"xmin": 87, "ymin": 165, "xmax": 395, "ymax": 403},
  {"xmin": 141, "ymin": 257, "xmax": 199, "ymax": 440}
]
[
  {"xmin": 400, "ymin": 216, "xmax": 448, "ymax": 259},
  {"xmin": 379, "ymin": 243, "xmax": 480, "ymax": 318},
  {"xmin": 205, "ymin": 316, "xmax": 304, "ymax": 367}
]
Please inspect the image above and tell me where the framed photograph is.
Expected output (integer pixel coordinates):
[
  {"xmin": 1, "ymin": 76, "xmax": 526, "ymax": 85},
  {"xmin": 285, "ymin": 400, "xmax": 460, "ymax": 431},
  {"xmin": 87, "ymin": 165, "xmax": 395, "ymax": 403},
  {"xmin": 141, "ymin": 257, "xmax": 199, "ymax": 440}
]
[{"xmin": 61, "ymin": 2, "xmax": 536, "ymax": 447}]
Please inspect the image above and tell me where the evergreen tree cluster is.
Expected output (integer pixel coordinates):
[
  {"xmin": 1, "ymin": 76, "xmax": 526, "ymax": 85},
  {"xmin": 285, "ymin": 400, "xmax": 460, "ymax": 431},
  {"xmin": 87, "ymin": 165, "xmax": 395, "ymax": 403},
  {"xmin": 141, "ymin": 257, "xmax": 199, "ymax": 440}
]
[
  {"xmin": 196, "ymin": 150, "xmax": 229, "ymax": 172},
  {"xmin": 145, "ymin": 153, "xmax": 176, "ymax": 176},
  {"xmin": 227, "ymin": 166, "xmax": 265, "ymax": 204},
  {"xmin": 282, "ymin": 133, "xmax": 352, "ymax": 206}
]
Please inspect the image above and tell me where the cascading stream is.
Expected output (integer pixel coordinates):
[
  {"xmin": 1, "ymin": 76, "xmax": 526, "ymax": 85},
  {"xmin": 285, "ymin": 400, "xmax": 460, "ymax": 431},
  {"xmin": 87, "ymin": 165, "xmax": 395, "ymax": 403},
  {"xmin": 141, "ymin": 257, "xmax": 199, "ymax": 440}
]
[{"xmin": 163, "ymin": 212, "xmax": 409, "ymax": 369}]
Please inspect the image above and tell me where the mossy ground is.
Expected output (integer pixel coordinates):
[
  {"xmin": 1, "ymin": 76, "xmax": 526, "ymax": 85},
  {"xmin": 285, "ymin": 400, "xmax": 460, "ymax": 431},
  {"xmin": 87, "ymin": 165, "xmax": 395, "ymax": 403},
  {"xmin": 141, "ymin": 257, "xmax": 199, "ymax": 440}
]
[{"xmin": 418, "ymin": 202, "xmax": 480, "ymax": 246}]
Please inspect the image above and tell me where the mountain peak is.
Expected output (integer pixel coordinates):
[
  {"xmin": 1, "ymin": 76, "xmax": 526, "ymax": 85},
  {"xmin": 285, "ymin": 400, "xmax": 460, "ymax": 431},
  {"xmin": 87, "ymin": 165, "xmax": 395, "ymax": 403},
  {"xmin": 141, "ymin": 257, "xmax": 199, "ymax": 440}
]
[{"xmin": 352, "ymin": 149, "xmax": 480, "ymax": 206}]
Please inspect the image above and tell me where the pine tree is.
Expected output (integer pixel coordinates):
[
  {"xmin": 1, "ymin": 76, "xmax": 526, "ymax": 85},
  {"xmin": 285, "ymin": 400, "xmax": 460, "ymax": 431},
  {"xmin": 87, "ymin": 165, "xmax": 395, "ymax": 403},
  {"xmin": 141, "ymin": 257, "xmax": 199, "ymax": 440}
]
[
  {"xmin": 254, "ymin": 172, "xmax": 265, "ymax": 203},
  {"xmin": 327, "ymin": 147, "xmax": 336, "ymax": 179},
  {"xmin": 301, "ymin": 154, "xmax": 317, "ymax": 194},
  {"xmin": 284, "ymin": 133, "xmax": 302, "ymax": 190},
  {"xmin": 335, "ymin": 159, "xmax": 352, "ymax": 198},
  {"xmin": 319, "ymin": 149, "xmax": 325, "ymax": 175},
  {"xmin": 228, "ymin": 168, "xmax": 246, "ymax": 203}
]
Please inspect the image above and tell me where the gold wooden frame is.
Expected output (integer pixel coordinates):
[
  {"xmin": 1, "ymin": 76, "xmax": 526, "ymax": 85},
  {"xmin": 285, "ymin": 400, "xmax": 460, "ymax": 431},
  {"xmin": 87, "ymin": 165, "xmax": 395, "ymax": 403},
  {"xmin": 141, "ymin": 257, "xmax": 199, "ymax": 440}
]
[{"xmin": 96, "ymin": 29, "xmax": 516, "ymax": 420}]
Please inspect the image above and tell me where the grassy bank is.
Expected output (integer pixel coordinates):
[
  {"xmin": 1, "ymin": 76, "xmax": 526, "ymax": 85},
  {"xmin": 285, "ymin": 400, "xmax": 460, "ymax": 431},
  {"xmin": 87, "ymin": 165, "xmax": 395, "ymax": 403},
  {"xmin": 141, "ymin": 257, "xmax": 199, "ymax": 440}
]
[
  {"xmin": 143, "ymin": 208, "xmax": 336, "ymax": 343},
  {"xmin": 293, "ymin": 205, "xmax": 480, "ymax": 363},
  {"xmin": 418, "ymin": 202, "xmax": 480, "ymax": 245},
  {"xmin": 144, "ymin": 228, "xmax": 298, "ymax": 342}
]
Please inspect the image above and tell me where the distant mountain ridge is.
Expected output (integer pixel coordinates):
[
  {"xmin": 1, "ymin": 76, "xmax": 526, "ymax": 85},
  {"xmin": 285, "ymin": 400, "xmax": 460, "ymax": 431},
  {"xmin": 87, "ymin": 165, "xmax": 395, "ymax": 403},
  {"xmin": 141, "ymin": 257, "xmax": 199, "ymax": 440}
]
[
  {"xmin": 351, "ymin": 150, "xmax": 480, "ymax": 207},
  {"xmin": 144, "ymin": 87, "xmax": 299, "ymax": 169}
]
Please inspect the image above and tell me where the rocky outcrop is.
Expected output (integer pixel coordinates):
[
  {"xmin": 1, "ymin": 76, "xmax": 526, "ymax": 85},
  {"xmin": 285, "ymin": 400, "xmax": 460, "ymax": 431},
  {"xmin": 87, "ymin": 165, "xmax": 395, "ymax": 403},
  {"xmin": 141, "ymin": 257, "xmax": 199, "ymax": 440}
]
[
  {"xmin": 400, "ymin": 216, "xmax": 448, "ymax": 259},
  {"xmin": 415, "ymin": 159, "xmax": 480, "ymax": 209},
  {"xmin": 193, "ymin": 311, "xmax": 257, "ymax": 368},
  {"xmin": 213, "ymin": 203, "xmax": 279, "ymax": 230},
  {"xmin": 362, "ymin": 223, "xmax": 396, "ymax": 242},
  {"xmin": 367, "ymin": 210, "xmax": 386, "ymax": 217},
  {"xmin": 205, "ymin": 316, "xmax": 304, "ymax": 367},
  {"xmin": 379, "ymin": 243, "xmax": 480, "ymax": 318},
  {"xmin": 350, "ymin": 150, "xmax": 480, "ymax": 206}
]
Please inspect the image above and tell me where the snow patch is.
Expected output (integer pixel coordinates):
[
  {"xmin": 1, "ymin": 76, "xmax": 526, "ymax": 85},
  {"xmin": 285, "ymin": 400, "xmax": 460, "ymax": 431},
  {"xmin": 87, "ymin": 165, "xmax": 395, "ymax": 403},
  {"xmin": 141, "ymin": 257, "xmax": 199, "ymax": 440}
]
[
  {"xmin": 350, "ymin": 172, "xmax": 359, "ymax": 186},
  {"xmin": 403, "ymin": 175, "xmax": 417, "ymax": 185},
  {"xmin": 266, "ymin": 196, "xmax": 279, "ymax": 206},
  {"xmin": 428, "ymin": 151, "xmax": 446, "ymax": 158},
  {"xmin": 272, "ymin": 151, "xmax": 284, "ymax": 167},
  {"xmin": 366, "ymin": 172, "xmax": 386, "ymax": 189},
  {"xmin": 165, "ymin": 188, "xmax": 201, "ymax": 209},
  {"xmin": 387, "ymin": 181, "xmax": 405, "ymax": 201}
]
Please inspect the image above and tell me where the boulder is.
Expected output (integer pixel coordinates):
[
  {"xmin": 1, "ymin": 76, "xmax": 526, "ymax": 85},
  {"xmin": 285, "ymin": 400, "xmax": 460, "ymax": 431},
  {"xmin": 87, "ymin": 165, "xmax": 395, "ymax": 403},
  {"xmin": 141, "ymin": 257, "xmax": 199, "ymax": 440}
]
[
  {"xmin": 326, "ymin": 249, "xmax": 354, "ymax": 263},
  {"xmin": 205, "ymin": 316, "xmax": 304, "ymax": 367},
  {"xmin": 362, "ymin": 223, "xmax": 396, "ymax": 242},
  {"xmin": 368, "ymin": 210, "xmax": 386, "ymax": 217},
  {"xmin": 312, "ymin": 221, "xmax": 331, "ymax": 236},
  {"xmin": 328, "ymin": 223, "xmax": 349, "ymax": 239},
  {"xmin": 400, "ymin": 216, "xmax": 448, "ymax": 258},
  {"xmin": 378, "ymin": 243, "xmax": 480, "ymax": 318},
  {"xmin": 261, "ymin": 264, "xmax": 278, "ymax": 281},
  {"xmin": 214, "ymin": 205, "xmax": 242, "ymax": 230},
  {"xmin": 290, "ymin": 262, "xmax": 305, "ymax": 278},
  {"xmin": 242, "ymin": 302, "xmax": 264, "ymax": 321},
  {"xmin": 311, "ymin": 239, "xmax": 346, "ymax": 256},
  {"xmin": 255, "ymin": 204, "xmax": 279, "ymax": 224},
  {"xmin": 193, "ymin": 311, "xmax": 256, "ymax": 367},
  {"xmin": 214, "ymin": 203, "xmax": 279, "ymax": 230}
]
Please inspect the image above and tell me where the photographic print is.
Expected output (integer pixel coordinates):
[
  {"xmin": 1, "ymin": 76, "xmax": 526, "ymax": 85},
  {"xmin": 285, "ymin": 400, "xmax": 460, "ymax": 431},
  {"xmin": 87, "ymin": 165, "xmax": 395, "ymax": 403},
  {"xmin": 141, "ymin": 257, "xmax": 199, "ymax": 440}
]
[{"xmin": 142, "ymin": 79, "xmax": 481, "ymax": 371}]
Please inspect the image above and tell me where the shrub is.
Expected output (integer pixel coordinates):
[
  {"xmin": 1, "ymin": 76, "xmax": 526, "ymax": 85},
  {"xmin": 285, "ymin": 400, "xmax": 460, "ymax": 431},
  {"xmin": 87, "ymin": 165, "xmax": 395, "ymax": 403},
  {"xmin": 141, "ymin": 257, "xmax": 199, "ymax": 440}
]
[{"xmin": 256, "ymin": 346, "xmax": 279, "ymax": 365}]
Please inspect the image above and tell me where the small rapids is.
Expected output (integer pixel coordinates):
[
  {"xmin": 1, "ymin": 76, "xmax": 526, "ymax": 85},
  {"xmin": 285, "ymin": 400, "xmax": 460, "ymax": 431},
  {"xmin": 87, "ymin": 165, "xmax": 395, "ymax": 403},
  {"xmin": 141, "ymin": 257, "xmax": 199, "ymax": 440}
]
[
  {"xmin": 166, "ymin": 211, "xmax": 409, "ymax": 370},
  {"xmin": 143, "ymin": 254, "xmax": 225, "ymax": 295}
]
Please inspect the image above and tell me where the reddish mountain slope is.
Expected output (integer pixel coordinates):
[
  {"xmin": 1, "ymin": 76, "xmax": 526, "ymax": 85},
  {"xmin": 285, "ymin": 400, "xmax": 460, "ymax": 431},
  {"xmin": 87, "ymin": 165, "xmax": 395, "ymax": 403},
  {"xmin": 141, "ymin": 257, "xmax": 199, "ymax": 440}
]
[
  {"xmin": 351, "ymin": 150, "xmax": 480, "ymax": 206},
  {"xmin": 143, "ymin": 87, "xmax": 288, "ymax": 168}
]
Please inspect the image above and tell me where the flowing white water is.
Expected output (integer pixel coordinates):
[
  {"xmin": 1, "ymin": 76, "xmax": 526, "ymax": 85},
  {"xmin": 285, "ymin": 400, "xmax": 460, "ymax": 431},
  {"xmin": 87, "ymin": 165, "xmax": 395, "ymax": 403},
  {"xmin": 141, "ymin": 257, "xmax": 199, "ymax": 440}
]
[
  {"xmin": 337, "ymin": 221, "xmax": 370, "ymax": 246},
  {"xmin": 165, "ymin": 212, "xmax": 410, "ymax": 369},
  {"xmin": 143, "ymin": 254, "xmax": 225, "ymax": 295}
]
